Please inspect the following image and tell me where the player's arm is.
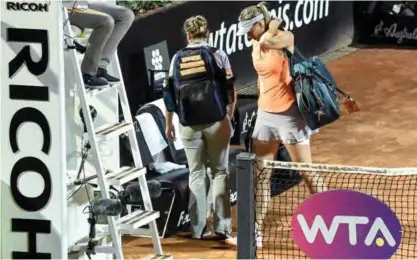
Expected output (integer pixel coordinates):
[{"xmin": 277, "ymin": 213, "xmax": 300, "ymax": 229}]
[
  {"xmin": 260, "ymin": 19, "xmax": 294, "ymax": 52},
  {"xmin": 163, "ymin": 56, "xmax": 178, "ymax": 139},
  {"xmin": 259, "ymin": 19, "xmax": 281, "ymax": 47},
  {"xmin": 228, "ymin": 76, "xmax": 237, "ymax": 119},
  {"xmin": 264, "ymin": 19, "xmax": 280, "ymax": 40},
  {"xmin": 261, "ymin": 30, "xmax": 294, "ymax": 51},
  {"xmin": 223, "ymin": 59, "xmax": 237, "ymax": 119}
]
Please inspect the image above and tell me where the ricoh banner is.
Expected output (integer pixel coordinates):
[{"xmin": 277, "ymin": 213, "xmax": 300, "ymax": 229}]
[{"xmin": 1, "ymin": 1, "xmax": 66, "ymax": 258}]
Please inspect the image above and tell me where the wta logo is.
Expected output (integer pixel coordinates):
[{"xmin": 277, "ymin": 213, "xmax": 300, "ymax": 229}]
[{"xmin": 291, "ymin": 190, "xmax": 402, "ymax": 259}]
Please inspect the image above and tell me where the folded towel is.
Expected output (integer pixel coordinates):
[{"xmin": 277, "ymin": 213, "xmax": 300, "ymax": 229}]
[{"xmin": 153, "ymin": 162, "xmax": 186, "ymax": 174}]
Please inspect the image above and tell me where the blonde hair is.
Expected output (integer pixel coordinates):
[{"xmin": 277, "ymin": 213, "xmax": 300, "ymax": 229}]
[
  {"xmin": 183, "ymin": 15, "xmax": 209, "ymax": 39},
  {"xmin": 238, "ymin": 2, "xmax": 271, "ymax": 24}
]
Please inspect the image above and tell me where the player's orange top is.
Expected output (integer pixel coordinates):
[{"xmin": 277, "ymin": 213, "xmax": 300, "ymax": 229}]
[{"xmin": 252, "ymin": 42, "xmax": 295, "ymax": 113}]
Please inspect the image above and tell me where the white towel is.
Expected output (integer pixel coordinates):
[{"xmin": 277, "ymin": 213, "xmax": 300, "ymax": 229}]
[{"xmin": 153, "ymin": 162, "xmax": 186, "ymax": 174}]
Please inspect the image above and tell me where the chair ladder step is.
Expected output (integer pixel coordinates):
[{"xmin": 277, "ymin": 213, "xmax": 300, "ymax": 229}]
[
  {"xmin": 95, "ymin": 122, "xmax": 132, "ymax": 140},
  {"xmin": 85, "ymin": 83, "xmax": 120, "ymax": 98},
  {"xmin": 106, "ymin": 166, "xmax": 146, "ymax": 186},
  {"xmin": 94, "ymin": 245, "xmax": 118, "ymax": 254},
  {"xmin": 68, "ymin": 233, "xmax": 108, "ymax": 253},
  {"xmin": 73, "ymin": 36, "xmax": 88, "ymax": 46},
  {"xmin": 118, "ymin": 209, "xmax": 159, "ymax": 231}
]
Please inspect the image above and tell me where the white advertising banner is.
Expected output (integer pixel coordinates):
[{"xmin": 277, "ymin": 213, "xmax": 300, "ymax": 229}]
[{"xmin": 1, "ymin": 1, "xmax": 66, "ymax": 258}]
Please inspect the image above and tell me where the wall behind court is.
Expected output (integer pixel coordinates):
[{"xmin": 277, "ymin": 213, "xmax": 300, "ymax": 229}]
[
  {"xmin": 353, "ymin": 1, "xmax": 417, "ymax": 47},
  {"xmin": 118, "ymin": 0, "xmax": 355, "ymax": 111}
]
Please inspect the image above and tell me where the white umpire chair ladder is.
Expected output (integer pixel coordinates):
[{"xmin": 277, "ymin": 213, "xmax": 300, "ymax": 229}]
[{"xmin": 62, "ymin": 4, "xmax": 170, "ymax": 259}]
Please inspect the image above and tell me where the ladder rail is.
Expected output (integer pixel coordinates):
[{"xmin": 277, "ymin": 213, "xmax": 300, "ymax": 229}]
[
  {"xmin": 113, "ymin": 54, "xmax": 164, "ymax": 255},
  {"xmin": 63, "ymin": 8, "xmax": 123, "ymax": 259},
  {"xmin": 113, "ymin": 54, "xmax": 143, "ymax": 167}
]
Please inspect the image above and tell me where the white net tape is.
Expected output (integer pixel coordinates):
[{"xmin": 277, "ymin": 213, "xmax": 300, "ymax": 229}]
[{"xmin": 263, "ymin": 160, "xmax": 417, "ymax": 176}]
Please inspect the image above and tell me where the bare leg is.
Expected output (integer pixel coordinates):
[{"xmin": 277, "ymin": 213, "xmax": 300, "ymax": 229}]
[
  {"xmin": 284, "ymin": 140, "xmax": 327, "ymax": 194},
  {"xmin": 252, "ymin": 139, "xmax": 281, "ymax": 234}
]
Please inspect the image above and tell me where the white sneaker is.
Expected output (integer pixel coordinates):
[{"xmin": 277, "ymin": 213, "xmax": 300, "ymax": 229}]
[
  {"xmin": 223, "ymin": 233, "xmax": 263, "ymax": 248},
  {"xmin": 256, "ymin": 233, "xmax": 263, "ymax": 248},
  {"xmin": 224, "ymin": 236, "xmax": 237, "ymax": 247}
]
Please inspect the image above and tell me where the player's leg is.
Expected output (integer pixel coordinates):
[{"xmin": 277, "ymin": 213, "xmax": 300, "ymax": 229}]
[
  {"xmin": 252, "ymin": 139, "xmax": 280, "ymax": 247},
  {"xmin": 284, "ymin": 139, "xmax": 327, "ymax": 194}
]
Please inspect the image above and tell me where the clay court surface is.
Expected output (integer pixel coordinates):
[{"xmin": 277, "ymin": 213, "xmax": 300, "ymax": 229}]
[{"xmin": 123, "ymin": 47, "xmax": 417, "ymax": 259}]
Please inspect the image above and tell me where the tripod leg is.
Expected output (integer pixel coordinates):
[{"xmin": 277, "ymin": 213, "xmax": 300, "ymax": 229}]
[{"xmin": 86, "ymin": 213, "xmax": 97, "ymax": 258}]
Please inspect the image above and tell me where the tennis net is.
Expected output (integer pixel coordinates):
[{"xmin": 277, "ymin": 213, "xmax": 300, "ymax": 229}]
[{"xmin": 236, "ymin": 154, "xmax": 417, "ymax": 259}]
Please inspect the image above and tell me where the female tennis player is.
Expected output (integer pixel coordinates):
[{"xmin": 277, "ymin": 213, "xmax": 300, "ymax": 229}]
[{"xmin": 235, "ymin": 2, "xmax": 327, "ymax": 248}]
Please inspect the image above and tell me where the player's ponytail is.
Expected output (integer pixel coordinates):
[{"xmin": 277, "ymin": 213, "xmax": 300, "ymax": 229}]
[{"xmin": 256, "ymin": 2, "xmax": 271, "ymax": 24}]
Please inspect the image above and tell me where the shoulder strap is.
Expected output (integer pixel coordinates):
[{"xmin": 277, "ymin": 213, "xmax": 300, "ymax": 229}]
[
  {"xmin": 294, "ymin": 47, "xmax": 308, "ymax": 61},
  {"xmin": 182, "ymin": 44, "xmax": 215, "ymax": 51},
  {"xmin": 208, "ymin": 46, "xmax": 218, "ymax": 53},
  {"xmin": 199, "ymin": 46, "xmax": 220, "ymax": 77},
  {"xmin": 181, "ymin": 46, "xmax": 198, "ymax": 51},
  {"xmin": 284, "ymin": 47, "xmax": 307, "ymax": 61},
  {"xmin": 285, "ymin": 46, "xmax": 311, "ymax": 77},
  {"xmin": 284, "ymin": 48, "xmax": 295, "ymax": 77},
  {"xmin": 171, "ymin": 51, "xmax": 182, "ymax": 82}
]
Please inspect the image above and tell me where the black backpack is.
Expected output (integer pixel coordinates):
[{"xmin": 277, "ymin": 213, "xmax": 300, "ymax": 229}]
[{"xmin": 171, "ymin": 46, "xmax": 228, "ymax": 126}]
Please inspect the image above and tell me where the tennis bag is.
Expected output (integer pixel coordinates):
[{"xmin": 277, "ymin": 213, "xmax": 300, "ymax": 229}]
[
  {"xmin": 170, "ymin": 46, "xmax": 229, "ymax": 126},
  {"xmin": 286, "ymin": 49, "xmax": 341, "ymax": 130}
]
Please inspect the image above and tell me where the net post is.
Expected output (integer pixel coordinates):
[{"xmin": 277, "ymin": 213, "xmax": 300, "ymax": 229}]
[{"xmin": 236, "ymin": 152, "xmax": 256, "ymax": 259}]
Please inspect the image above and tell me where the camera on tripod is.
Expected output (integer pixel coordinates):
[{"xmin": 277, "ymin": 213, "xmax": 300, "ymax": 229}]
[{"xmin": 82, "ymin": 180, "xmax": 163, "ymax": 258}]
